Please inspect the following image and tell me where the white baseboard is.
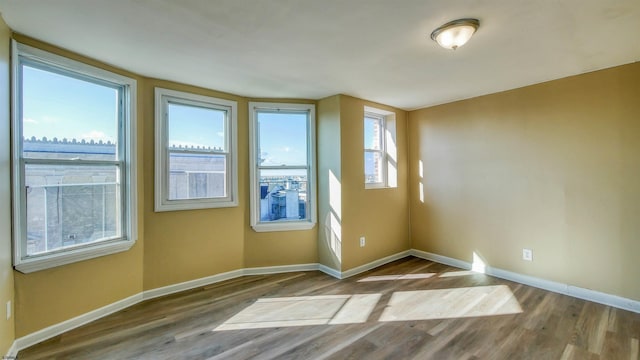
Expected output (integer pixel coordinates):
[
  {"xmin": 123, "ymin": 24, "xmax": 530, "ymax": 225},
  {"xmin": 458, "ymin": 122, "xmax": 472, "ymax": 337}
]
[
  {"xmin": 12, "ymin": 249, "xmax": 640, "ymax": 355},
  {"xmin": 410, "ymin": 249, "xmax": 471, "ymax": 270},
  {"xmin": 10, "ymin": 263, "xmax": 332, "ymax": 354},
  {"xmin": 143, "ymin": 269, "xmax": 244, "ymax": 301},
  {"xmin": 318, "ymin": 264, "xmax": 341, "ymax": 279},
  {"xmin": 14, "ymin": 293, "xmax": 143, "ymax": 352},
  {"xmin": 410, "ymin": 249, "xmax": 640, "ymax": 314},
  {"xmin": 5, "ymin": 340, "xmax": 17, "ymax": 358},
  {"xmin": 341, "ymin": 250, "xmax": 412, "ymax": 279},
  {"xmin": 144, "ymin": 264, "xmax": 319, "ymax": 302},
  {"xmin": 243, "ymin": 263, "xmax": 318, "ymax": 276}
]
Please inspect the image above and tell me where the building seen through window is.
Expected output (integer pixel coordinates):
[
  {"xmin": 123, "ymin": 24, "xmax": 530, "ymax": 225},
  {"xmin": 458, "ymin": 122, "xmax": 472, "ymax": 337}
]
[
  {"xmin": 13, "ymin": 42, "xmax": 137, "ymax": 273},
  {"xmin": 23, "ymin": 137, "xmax": 119, "ymax": 255},
  {"xmin": 250, "ymin": 102, "xmax": 316, "ymax": 231},
  {"xmin": 154, "ymin": 88, "xmax": 237, "ymax": 212}
]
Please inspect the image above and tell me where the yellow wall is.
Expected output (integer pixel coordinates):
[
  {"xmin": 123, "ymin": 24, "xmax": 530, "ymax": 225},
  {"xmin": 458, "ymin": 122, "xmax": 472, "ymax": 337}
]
[
  {"xmin": 243, "ymin": 98, "xmax": 319, "ymax": 269},
  {"xmin": 142, "ymin": 79, "xmax": 246, "ymax": 290},
  {"xmin": 317, "ymin": 95, "xmax": 410, "ymax": 272},
  {"xmin": 0, "ymin": 14, "xmax": 15, "ymax": 355},
  {"xmin": 409, "ymin": 62, "xmax": 640, "ymax": 301},
  {"xmin": 13, "ymin": 25, "xmax": 639, "ymax": 344},
  {"xmin": 317, "ymin": 95, "xmax": 342, "ymax": 271},
  {"xmin": 12, "ymin": 35, "xmax": 145, "ymax": 337},
  {"xmin": 339, "ymin": 96, "xmax": 410, "ymax": 271},
  {"xmin": 9, "ymin": 35, "xmax": 323, "ymax": 336}
]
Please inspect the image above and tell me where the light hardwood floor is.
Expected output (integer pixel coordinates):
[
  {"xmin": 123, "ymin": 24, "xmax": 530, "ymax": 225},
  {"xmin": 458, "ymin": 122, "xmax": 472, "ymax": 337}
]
[{"xmin": 19, "ymin": 257, "xmax": 640, "ymax": 359}]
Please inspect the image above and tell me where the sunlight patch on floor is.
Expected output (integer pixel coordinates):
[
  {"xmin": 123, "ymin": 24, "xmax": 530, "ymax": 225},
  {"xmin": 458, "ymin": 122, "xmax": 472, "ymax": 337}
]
[
  {"xmin": 357, "ymin": 273, "xmax": 435, "ymax": 282},
  {"xmin": 438, "ymin": 270, "xmax": 478, "ymax": 278},
  {"xmin": 379, "ymin": 285, "xmax": 522, "ymax": 322},
  {"xmin": 214, "ymin": 294, "xmax": 381, "ymax": 331}
]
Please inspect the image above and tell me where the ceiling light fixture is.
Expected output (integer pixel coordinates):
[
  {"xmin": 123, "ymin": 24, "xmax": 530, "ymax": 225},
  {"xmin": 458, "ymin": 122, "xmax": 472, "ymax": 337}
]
[{"xmin": 431, "ymin": 18, "xmax": 480, "ymax": 50}]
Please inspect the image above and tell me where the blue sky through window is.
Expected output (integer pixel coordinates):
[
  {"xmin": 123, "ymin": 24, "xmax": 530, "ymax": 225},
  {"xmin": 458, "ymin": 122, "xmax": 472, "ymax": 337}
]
[
  {"xmin": 22, "ymin": 65, "xmax": 118, "ymax": 143},
  {"xmin": 258, "ymin": 112, "xmax": 308, "ymax": 167},
  {"xmin": 168, "ymin": 102, "xmax": 225, "ymax": 150},
  {"xmin": 23, "ymin": 65, "xmax": 308, "ymax": 172}
]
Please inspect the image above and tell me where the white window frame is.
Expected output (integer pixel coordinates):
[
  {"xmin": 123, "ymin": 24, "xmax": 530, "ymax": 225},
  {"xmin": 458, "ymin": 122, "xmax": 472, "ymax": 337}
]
[
  {"xmin": 364, "ymin": 106, "xmax": 397, "ymax": 189},
  {"xmin": 11, "ymin": 41, "xmax": 138, "ymax": 273},
  {"xmin": 154, "ymin": 88, "xmax": 238, "ymax": 211},
  {"xmin": 249, "ymin": 102, "xmax": 317, "ymax": 232}
]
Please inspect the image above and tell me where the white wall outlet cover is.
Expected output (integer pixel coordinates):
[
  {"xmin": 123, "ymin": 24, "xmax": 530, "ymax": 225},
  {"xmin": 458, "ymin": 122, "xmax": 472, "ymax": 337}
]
[{"xmin": 522, "ymin": 249, "xmax": 533, "ymax": 261}]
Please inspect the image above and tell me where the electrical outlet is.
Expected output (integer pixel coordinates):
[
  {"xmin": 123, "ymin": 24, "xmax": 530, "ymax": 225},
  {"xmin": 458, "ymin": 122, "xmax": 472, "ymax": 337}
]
[
  {"xmin": 522, "ymin": 248, "xmax": 533, "ymax": 261},
  {"xmin": 359, "ymin": 236, "xmax": 365, "ymax": 247},
  {"xmin": 6, "ymin": 301, "xmax": 11, "ymax": 320}
]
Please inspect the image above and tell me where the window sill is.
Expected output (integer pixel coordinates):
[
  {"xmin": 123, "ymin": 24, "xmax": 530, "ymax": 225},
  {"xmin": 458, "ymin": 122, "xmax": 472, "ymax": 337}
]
[
  {"xmin": 365, "ymin": 183, "xmax": 396, "ymax": 190},
  {"xmin": 155, "ymin": 198, "xmax": 238, "ymax": 212},
  {"xmin": 252, "ymin": 221, "xmax": 316, "ymax": 233},
  {"xmin": 14, "ymin": 239, "xmax": 135, "ymax": 274}
]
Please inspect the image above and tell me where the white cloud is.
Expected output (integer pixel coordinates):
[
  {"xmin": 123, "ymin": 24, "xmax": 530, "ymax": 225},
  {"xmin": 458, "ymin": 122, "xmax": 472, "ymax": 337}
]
[
  {"xmin": 81, "ymin": 130, "xmax": 113, "ymax": 142},
  {"xmin": 23, "ymin": 118, "xmax": 39, "ymax": 124},
  {"xmin": 42, "ymin": 116, "xmax": 59, "ymax": 123},
  {"xmin": 217, "ymin": 131, "xmax": 225, "ymax": 137}
]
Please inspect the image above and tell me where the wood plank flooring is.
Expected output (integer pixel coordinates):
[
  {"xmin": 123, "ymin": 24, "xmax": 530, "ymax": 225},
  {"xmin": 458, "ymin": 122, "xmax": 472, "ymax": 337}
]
[{"xmin": 18, "ymin": 257, "xmax": 640, "ymax": 359}]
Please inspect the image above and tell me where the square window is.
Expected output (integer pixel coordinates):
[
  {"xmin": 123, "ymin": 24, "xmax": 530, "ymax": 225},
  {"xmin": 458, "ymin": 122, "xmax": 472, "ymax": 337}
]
[{"xmin": 155, "ymin": 88, "xmax": 238, "ymax": 211}]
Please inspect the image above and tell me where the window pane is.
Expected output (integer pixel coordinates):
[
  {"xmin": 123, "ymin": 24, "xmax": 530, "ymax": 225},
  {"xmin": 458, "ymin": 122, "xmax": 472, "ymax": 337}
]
[
  {"xmin": 25, "ymin": 164, "xmax": 121, "ymax": 256},
  {"xmin": 257, "ymin": 169, "xmax": 308, "ymax": 222},
  {"xmin": 168, "ymin": 102, "xmax": 226, "ymax": 151},
  {"xmin": 168, "ymin": 152, "xmax": 227, "ymax": 200},
  {"xmin": 364, "ymin": 116, "xmax": 382, "ymax": 150},
  {"xmin": 22, "ymin": 65, "xmax": 119, "ymax": 160},
  {"xmin": 365, "ymin": 151, "xmax": 383, "ymax": 184},
  {"xmin": 257, "ymin": 111, "xmax": 308, "ymax": 166}
]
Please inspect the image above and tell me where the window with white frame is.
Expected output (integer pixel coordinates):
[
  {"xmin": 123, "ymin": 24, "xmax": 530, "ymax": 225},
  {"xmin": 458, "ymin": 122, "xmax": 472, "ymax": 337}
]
[
  {"xmin": 249, "ymin": 102, "xmax": 316, "ymax": 232},
  {"xmin": 11, "ymin": 41, "xmax": 137, "ymax": 273},
  {"xmin": 154, "ymin": 88, "xmax": 237, "ymax": 211},
  {"xmin": 364, "ymin": 106, "xmax": 397, "ymax": 188}
]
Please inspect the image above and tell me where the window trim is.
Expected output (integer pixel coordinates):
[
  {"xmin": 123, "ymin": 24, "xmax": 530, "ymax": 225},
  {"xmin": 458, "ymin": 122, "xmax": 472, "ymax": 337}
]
[
  {"xmin": 364, "ymin": 112, "xmax": 387, "ymax": 189},
  {"xmin": 11, "ymin": 41, "xmax": 138, "ymax": 273},
  {"xmin": 364, "ymin": 106, "xmax": 397, "ymax": 189},
  {"xmin": 249, "ymin": 102, "xmax": 317, "ymax": 232},
  {"xmin": 154, "ymin": 87, "xmax": 238, "ymax": 211}
]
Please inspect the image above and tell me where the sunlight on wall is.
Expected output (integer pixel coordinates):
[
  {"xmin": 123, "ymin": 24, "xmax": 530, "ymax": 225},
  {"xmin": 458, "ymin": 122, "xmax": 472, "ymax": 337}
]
[
  {"xmin": 472, "ymin": 252, "xmax": 487, "ymax": 274},
  {"xmin": 385, "ymin": 118, "xmax": 398, "ymax": 188},
  {"xmin": 325, "ymin": 170, "xmax": 342, "ymax": 261},
  {"xmin": 379, "ymin": 285, "xmax": 522, "ymax": 322},
  {"xmin": 329, "ymin": 170, "xmax": 341, "ymax": 219},
  {"xmin": 385, "ymin": 123, "xmax": 397, "ymax": 163},
  {"xmin": 387, "ymin": 158, "xmax": 398, "ymax": 188},
  {"xmin": 328, "ymin": 212, "xmax": 342, "ymax": 261},
  {"xmin": 418, "ymin": 160, "xmax": 424, "ymax": 203},
  {"xmin": 214, "ymin": 294, "xmax": 381, "ymax": 331}
]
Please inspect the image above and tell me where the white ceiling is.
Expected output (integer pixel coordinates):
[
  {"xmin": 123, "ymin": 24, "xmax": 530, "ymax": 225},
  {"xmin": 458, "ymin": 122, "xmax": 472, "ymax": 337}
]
[{"xmin": 0, "ymin": 0, "xmax": 638, "ymax": 110}]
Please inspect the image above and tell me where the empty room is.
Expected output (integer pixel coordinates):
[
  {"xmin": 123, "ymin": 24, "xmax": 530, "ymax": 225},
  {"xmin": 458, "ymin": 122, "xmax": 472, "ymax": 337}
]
[{"xmin": 0, "ymin": 1, "xmax": 639, "ymax": 359}]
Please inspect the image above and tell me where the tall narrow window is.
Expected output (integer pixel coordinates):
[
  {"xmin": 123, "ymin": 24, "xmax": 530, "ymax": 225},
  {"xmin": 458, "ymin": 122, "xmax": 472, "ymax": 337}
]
[
  {"xmin": 364, "ymin": 106, "xmax": 397, "ymax": 189},
  {"xmin": 364, "ymin": 113, "xmax": 386, "ymax": 186},
  {"xmin": 155, "ymin": 88, "xmax": 237, "ymax": 211},
  {"xmin": 249, "ymin": 102, "xmax": 316, "ymax": 232},
  {"xmin": 12, "ymin": 41, "xmax": 137, "ymax": 273}
]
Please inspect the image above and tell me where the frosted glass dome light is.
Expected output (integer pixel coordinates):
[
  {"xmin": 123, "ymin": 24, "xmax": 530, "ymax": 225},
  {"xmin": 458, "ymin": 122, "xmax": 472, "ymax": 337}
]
[{"xmin": 431, "ymin": 18, "xmax": 480, "ymax": 50}]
